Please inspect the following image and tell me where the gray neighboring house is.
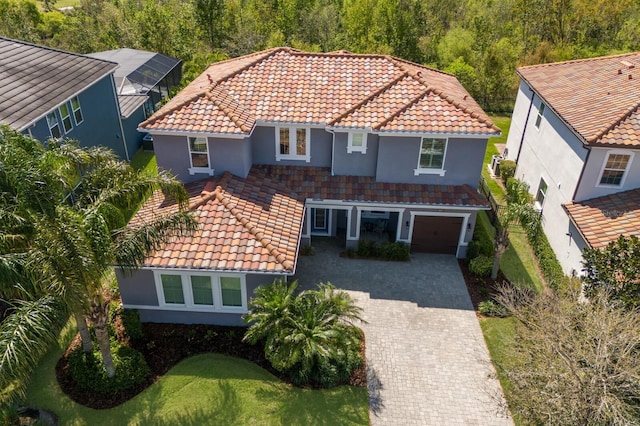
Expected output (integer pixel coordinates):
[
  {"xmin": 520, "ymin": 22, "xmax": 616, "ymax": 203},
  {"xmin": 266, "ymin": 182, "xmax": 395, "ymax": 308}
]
[
  {"xmin": 87, "ymin": 48, "xmax": 182, "ymax": 153},
  {"xmin": 0, "ymin": 37, "xmax": 130, "ymax": 159},
  {"xmin": 118, "ymin": 47, "xmax": 499, "ymax": 326}
]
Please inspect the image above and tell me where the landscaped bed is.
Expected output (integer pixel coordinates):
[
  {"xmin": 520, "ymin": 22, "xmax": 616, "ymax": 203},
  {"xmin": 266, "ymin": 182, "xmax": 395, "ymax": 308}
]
[{"xmin": 56, "ymin": 321, "xmax": 367, "ymax": 410}]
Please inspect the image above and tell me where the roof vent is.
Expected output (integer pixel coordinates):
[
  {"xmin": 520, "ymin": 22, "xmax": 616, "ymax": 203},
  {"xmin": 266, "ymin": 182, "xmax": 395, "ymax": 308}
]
[
  {"xmin": 207, "ymin": 74, "xmax": 214, "ymax": 84},
  {"xmin": 618, "ymin": 69, "xmax": 623, "ymax": 75},
  {"xmin": 630, "ymin": 74, "xmax": 634, "ymax": 80},
  {"xmin": 621, "ymin": 60, "xmax": 635, "ymax": 69}
]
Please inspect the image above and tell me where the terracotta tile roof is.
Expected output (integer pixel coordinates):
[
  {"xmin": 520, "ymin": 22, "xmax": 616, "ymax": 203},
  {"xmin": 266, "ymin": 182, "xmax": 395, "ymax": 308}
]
[
  {"xmin": 130, "ymin": 170, "xmax": 304, "ymax": 273},
  {"xmin": 518, "ymin": 52, "xmax": 640, "ymax": 146},
  {"xmin": 563, "ymin": 188, "xmax": 640, "ymax": 248},
  {"xmin": 141, "ymin": 48, "xmax": 499, "ymax": 136},
  {"xmin": 257, "ymin": 165, "xmax": 491, "ymax": 208}
]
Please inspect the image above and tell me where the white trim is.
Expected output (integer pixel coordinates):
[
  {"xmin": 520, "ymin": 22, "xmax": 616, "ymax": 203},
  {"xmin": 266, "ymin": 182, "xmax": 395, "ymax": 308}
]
[
  {"xmin": 371, "ymin": 130, "xmax": 495, "ymax": 139},
  {"xmin": 187, "ymin": 135, "xmax": 214, "ymax": 176},
  {"xmin": 307, "ymin": 198, "xmax": 490, "ymax": 211},
  {"xmin": 355, "ymin": 206, "xmax": 404, "ymax": 241},
  {"xmin": 71, "ymin": 96, "xmax": 83, "ymax": 125},
  {"xmin": 310, "ymin": 207, "xmax": 331, "ymax": 235},
  {"xmin": 534, "ymin": 102, "xmax": 545, "ymax": 130},
  {"xmin": 46, "ymin": 111, "xmax": 61, "ymax": 139},
  {"xmin": 275, "ymin": 126, "xmax": 311, "ymax": 162},
  {"xmin": 58, "ymin": 102, "xmax": 73, "ymax": 133},
  {"xmin": 140, "ymin": 129, "xmax": 249, "ymax": 139},
  {"xmin": 347, "ymin": 132, "xmax": 368, "ymax": 154},
  {"xmin": 153, "ymin": 270, "xmax": 248, "ymax": 313},
  {"xmin": 596, "ymin": 150, "xmax": 634, "ymax": 188},
  {"xmin": 414, "ymin": 137, "xmax": 448, "ymax": 176},
  {"xmin": 258, "ymin": 119, "xmax": 327, "ymax": 129},
  {"xmin": 408, "ymin": 211, "xmax": 470, "ymax": 258}
]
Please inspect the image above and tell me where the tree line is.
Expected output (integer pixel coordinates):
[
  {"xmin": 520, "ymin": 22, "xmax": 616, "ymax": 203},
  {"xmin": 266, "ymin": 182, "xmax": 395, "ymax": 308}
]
[{"xmin": 1, "ymin": 0, "xmax": 639, "ymax": 110}]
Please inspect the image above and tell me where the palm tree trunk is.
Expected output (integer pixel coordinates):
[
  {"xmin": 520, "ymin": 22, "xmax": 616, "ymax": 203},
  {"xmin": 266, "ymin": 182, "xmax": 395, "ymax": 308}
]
[
  {"xmin": 75, "ymin": 312, "xmax": 93, "ymax": 353},
  {"xmin": 89, "ymin": 299, "xmax": 116, "ymax": 378},
  {"xmin": 492, "ymin": 228, "xmax": 510, "ymax": 280}
]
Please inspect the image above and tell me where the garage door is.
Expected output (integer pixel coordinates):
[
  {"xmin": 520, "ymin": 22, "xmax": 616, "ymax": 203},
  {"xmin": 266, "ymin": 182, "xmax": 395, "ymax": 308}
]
[{"xmin": 411, "ymin": 216, "xmax": 463, "ymax": 254}]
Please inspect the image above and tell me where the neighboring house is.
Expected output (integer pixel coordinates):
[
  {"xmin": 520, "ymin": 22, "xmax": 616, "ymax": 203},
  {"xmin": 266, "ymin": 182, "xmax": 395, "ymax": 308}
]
[
  {"xmin": 87, "ymin": 48, "xmax": 182, "ymax": 153},
  {"xmin": 117, "ymin": 47, "xmax": 499, "ymax": 325},
  {"xmin": 504, "ymin": 53, "xmax": 640, "ymax": 276},
  {"xmin": 0, "ymin": 37, "xmax": 130, "ymax": 159}
]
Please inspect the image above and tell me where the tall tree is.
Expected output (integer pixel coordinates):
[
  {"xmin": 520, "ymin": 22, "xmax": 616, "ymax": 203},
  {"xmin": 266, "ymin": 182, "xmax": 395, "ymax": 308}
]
[
  {"xmin": 0, "ymin": 127, "xmax": 197, "ymax": 399},
  {"xmin": 193, "ymin": 0, "xmax": 226, "ymax": 49}
]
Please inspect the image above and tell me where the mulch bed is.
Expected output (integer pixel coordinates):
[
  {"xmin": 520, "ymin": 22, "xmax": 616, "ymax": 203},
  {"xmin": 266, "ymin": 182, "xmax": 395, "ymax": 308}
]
[
  {"xmin": 56, "ymin": 322, "xmax": 367, "ymax": 410},
  {"xmin": 458, "ymin": 259, "xmax": 508, "ymax": 315}
]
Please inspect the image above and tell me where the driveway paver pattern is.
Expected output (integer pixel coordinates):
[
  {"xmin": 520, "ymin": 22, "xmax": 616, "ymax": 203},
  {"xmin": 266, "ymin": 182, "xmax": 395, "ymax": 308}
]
[{"xmin": 294, "ymin": 238, "xmax": 512, "ymax": 425}]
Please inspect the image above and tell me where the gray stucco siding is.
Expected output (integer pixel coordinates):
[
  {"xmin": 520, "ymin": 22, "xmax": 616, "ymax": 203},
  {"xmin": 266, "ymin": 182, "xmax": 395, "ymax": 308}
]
[
  {"xmin": 122, "ymin": 106, "xmax": 146, "ymax": 158},
  {"xmin": 153, "ymin": 134, "xmax": 194, "ymax": 182},
  {"xmin": 332, "ymin": 132, "xmax": 378, "ymax": 176},
  {"xmin": 28, "ymin": 75, "xmax": 126, "ymax": 158},
  {"xmin": 250, "ymin": 125, "xmax": 332, "ymax": 167},
  {"xmin": 210, "ymin": 137, "xmax": 252, "ymax": 178},
  {"xmin": 116, "ymin": 268, "xmax": 159, "ymax": 306},
  {"xmin": 375, "ymin": 136, "xmax": 487, "ymax": 187},
  {"xmin": 576, "ymin": 147, "xmax": 640, "ymax": 201}
]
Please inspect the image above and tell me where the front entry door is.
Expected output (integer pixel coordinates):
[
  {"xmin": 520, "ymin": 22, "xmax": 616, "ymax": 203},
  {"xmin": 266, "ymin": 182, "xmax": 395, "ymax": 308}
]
[{"xmin": 311, "ymin": 208, "xmax": 329, "ymax": 234}]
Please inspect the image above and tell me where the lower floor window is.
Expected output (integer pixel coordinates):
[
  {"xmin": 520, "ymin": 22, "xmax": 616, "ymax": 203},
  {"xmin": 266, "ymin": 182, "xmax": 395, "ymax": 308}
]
[{"xmin": 155, "ymin": 271, "xmax": 247, "ymax": 310}]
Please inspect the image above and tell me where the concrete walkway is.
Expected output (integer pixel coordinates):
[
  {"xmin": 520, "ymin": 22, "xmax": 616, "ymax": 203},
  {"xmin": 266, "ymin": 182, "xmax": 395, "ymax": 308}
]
[{"xmin": 293, "ymin": 238, "xmax": 512, "ymax": 425}]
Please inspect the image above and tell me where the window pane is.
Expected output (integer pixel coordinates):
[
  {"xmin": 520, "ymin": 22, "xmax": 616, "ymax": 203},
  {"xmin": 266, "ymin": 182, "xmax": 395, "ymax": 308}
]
[
  {"xmin": 71, "ymin": 96, "xmax": 80, "ymax": 110},
  {"xmin": 220, "ymin": 277, "xmax": 242, "ymax": 307},
  {"xmin": 191, "ymin": 276, "xmax": 213, "ymax": 305},
  {"xmin": 60, "ymin": 103, "xmax": 73, "ymax": 133},
  {"xmin": 419, "ymin": 138, "xmax": 445, "ymax": 169},
  {"xmin": 296, "ymin": 129, "xmax": 306, "ymax": 156},
  {"xmin": 161, "ymin": 274, "xmax": 184, "ymax": 304},
  {"xmin": 71, "ymin": 97, "xmax": 83, "ymax": 124},
  {"xmin": 351, "ymin": 133, "xmax": 363, "ymax": 147},
  {"xmin": 191, "ymin": 153, "xmax": 209, "ymax": 167},
  {"xmin": 600, "ymin": 170, "xmax": 624, "ymax": 185},
  {"xmin": 189, "ymin": 137, "xmax": 207, "ymax": 152},
  {"xmin": 47, "ymin": 113, "xmax": 61, "ymax": 138},
  {"xmin": 279, "ymin": 128, "xmax": 290, "ymax": 154},
  {"xmin": 606, "ymin": 154, "xmax": 629, "ymax": 170}
]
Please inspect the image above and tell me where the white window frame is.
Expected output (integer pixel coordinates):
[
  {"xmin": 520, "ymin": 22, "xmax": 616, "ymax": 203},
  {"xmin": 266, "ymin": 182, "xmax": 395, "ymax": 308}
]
[
  {"xmin": 46, "ymin": 111, "xmax": 61, "ymax": 139},
  {"xmin": 347, "ymin": 132, "xmax": 367, "ymax": 154},
  {"xmin": 535, "ymin": 102, "xmax": 545, "ymax": 130},
  {"xmin": 597, "ymin": 150, "xmax": 634, "ymax": 188},
  {"xmin": 187, "ymin": 136, "xmax": 214, "ymax": 175},
  {"xmin": 414, "ymin": 137, "xmax": 447, "ymax": 176},
  {"xmin": 59, "ymin": 103, "xmax": 73, "ymax": 133},
  {"xmin": 71, "ymin": 96, "xmax": 83, "ymax": 125},
  {"xmin": 153, "ymin": 270, "xmax": 247, "ymax": 313},
  {"xmin": 535, "ymin": 177, "xmax": 547, "ymax": 211},
  {"xmin": 275, "ymin": 126, "xmax": 311, "ymax": 162}
]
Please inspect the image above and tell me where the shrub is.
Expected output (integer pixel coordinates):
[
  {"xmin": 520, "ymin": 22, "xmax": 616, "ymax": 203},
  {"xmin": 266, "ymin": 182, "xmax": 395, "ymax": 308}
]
[
  {"xmin": 120, "ymin": 309, "xmax": 143, "ymax": 340},
  {"xmin": 67, "ymin": 343, "xmax": 150, "ymax": 394},
  {"xmin": 244, "ymin": 280, "xmax": 364, "ymax": 388},
  {"xmin": 467, "ymin": 218, "xmax": 494, "ymax": 260},
  {"xmin": 469, "ymin": 255, "xmax": 493, "ymax": 277},
  {"xmin": 478, "ymin": 299, "xmax": 509, "ymax": 317},
  {"xmin": 300, "ymin": 245, "xmax": 316, "ymax": 256},
  {"xmin": 345, "ymin": 248, "xmax": 356, "ymax": 258},
  {"xmin": 499, "ymin": 159, "xmax": 516, "ymax": 182},
  {"xmin": 357, "ymin": 239, "xmax": 378, "ymax": 257},
  {"xmin": 526, "ymin": 226, "xmax": 568, "ymax": 291},
  {"xmin": 379, "ymin": 241, "xmax": 410, "ymax": 261}
]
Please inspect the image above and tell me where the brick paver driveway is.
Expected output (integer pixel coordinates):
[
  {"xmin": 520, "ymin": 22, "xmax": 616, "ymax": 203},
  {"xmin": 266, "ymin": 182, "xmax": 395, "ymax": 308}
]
[{"xmin": 293, "ymin": 238, "xmax": 512, "ymax": 425}]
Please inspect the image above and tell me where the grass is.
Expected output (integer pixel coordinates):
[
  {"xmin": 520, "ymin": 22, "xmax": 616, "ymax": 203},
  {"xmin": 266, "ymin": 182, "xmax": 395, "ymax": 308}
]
[
  {"xmin": 130, "ymin": 148, "xmax": 157, "ymax": 175},
  {"xmin": 24, "ymin": 322, "xmax": 368, "ymax": 425}
]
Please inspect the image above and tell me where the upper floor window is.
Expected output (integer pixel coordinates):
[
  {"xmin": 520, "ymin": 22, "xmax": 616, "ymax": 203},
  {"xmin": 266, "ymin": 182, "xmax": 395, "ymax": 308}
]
[
  {"xmin": 414, "ymin": 137, "xmax": 447, "ymax": 176},
  {"xmin": 275, "ymin": 126, "xmax": 310, "ymax": 162},
  {"xmin": 59, "ymin": 103, "xmax": 73, "ymax": 133},
  {"xmin": 598, "ymin": 152, "xmax": 632, "ymax": 186},
  {"xmin": 188, "ymin": 136, "xmax": 213, "ymax": 175},
  {"xmin": 71, "ymin": 96, "xmax": 83, "ymax": 125},
  {"xmin": 535, "ymin": 177, "xmax": 547, "ymax": 210},
  {"xmin": 46, "ymin": 112, "xmax": 61, "ymax": 139},
  {"xmin": 347, "ymin": 132, "xmax": 367, "ymax": 154},
  {"xmin": 154, "ymin": 271, "xmax": 247, "ymax": 311},
  {"xmin": 535, "ymin": 102, "xmax": 546, "ymax": 129}
]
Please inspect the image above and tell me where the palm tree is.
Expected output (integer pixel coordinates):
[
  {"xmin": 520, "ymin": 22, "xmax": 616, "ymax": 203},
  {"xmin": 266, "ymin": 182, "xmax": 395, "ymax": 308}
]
[
  {"xmin": 491, "ymin": 179, "xmax": 542, "ymax": 280},
  {"xmin": 0, "ymin": 127, "xmax": 197, "ymax": 400},
  {"xmin": 244, "ymin": 280, "xmax": 364, "ymax": 387}
]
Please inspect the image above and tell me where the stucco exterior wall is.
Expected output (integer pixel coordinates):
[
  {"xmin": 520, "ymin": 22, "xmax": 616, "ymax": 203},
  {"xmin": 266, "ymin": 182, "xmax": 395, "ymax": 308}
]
[
  {"xmin": 29, "ymin": 75, "xmax": 126, "ymax": 158},
  {"xmin": 153, "ymin": 134, "xmax": 193, "ymax": 181},
  {"xmin": 122, "ymin": 106, "xmax": 146, "ymax": 157},
  {"xmin": 506, "ymin": 79, "xmax": 590, "ymax": 275},
  {"xmin": 332, "ymin": 132, "xmax": 379, "ymax": 176},
  {"xmin": 375, "ymin": 136, "xmax": 487, "ymax": 187},
  {"xmin": 250, "ymin": 126, "xmax": 332, "ymax": 167},
  {"xmin": 575, "ymin": 147, "xmax": 640, "ymax": 201},
  {"xmin": 116, "ymin": 268, "xmax": 284, "ymax": 326}
]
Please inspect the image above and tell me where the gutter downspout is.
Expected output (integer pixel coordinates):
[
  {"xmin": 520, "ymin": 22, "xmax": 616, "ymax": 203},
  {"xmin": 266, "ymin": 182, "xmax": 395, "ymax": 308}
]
[
  {"xmin": 327, "ymin": 128, "xmax": 336, "ymax": 176},
  {"xmin": 571, "ymin": 146, "xmax": 591, "ymax": 201},
  {"xmin": 515, "ymin": 86, "xmax": 535, "ymax": 164},
  {"xmin": 110, "ymin": 74, "xmax": 130, "ymax": 161}
]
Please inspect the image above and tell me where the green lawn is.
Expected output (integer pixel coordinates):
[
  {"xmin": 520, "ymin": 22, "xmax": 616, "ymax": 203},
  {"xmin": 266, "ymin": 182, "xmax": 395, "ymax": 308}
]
[
  {"xmin": 130, "ymin": 148, "xmax": 158, "ymax": 175},
  {"xmin": 25, "ymin": 323, "xmax": 368, "ymax": 425}
]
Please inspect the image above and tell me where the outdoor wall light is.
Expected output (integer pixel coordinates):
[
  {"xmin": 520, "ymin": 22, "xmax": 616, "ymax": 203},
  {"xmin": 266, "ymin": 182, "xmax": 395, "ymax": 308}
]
[{"xmin": 405, "ymin": 220, "xmax": 410, "ymax": 229}]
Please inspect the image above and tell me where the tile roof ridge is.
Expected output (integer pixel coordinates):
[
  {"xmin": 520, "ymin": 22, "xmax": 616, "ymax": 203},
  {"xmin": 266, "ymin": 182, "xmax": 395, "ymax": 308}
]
[
  {"xmin": 389, "ymin": 58, "xmax": 499, "ymax": 133},
  {"xmin": 591, "ymin": 101, "xmax": 640, "ymax": 145},
  {"xmin": 188, "ymin": 179, "xmax": 221, "ymax": 210},
  {"xmin": 209, "ymin": 47, "xmax": 289, "ymax": 87},
  {"xmin": 204, "ymin": 87, "xmax": 253, "ymax": 133},
  {"xmin": 327, "ymin": 71, "xmax": 410, "ymax": 126},
  {"xmin": 213, "ymin": 175, "xmax": 294, "ymax": 271},
  {"xmin": 387, "ymin": 56, "xmax": 456, "ymax": 78},
  {"xmin": 140, "ymin": 93, "xmax": 204, "ymax": 128},
  {"xmin": 373, "ymin": 87, "xmax": 432, "ymax": 130},
  {"xmin": 518, "ymin": 51, "xmax": 640, "ymax": 71}
]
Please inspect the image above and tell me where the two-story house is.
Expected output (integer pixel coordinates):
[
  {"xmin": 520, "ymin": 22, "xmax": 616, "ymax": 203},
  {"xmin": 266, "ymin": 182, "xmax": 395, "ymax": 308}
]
[
  {"xmin": 0, "ymin": 37, "xmax": 131, "ymax": 158},
  {"xmin": 504, "ymin": 53, "xmax": 640, "ymax": 276},
  {"xmin": 116, "ymin": 48, "xmax": 499, "ymax": 325}
]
